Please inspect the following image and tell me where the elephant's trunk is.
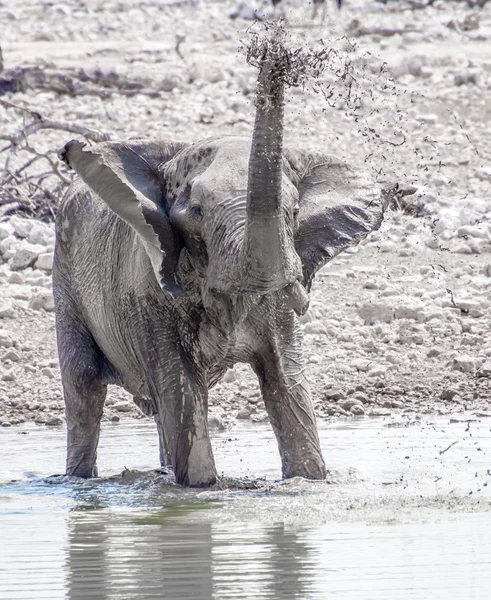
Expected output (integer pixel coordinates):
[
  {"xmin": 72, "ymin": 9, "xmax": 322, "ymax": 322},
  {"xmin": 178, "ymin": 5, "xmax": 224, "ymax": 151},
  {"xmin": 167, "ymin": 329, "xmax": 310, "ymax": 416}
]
[{"xmin": 239, "ymin": 36, "xmax": 302, "ymax": 293}]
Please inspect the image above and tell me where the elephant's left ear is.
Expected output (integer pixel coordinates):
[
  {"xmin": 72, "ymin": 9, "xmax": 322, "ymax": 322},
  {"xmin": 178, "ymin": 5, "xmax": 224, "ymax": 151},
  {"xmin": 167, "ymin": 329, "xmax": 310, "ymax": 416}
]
[{"xmin": 284, "ymin": 149, "xmax": 386, "ymax": 291}]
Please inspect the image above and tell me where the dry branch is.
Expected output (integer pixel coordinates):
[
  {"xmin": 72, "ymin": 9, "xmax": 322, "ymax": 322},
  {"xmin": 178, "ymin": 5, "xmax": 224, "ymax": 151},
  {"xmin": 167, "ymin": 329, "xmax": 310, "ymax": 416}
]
[{"xmin": 0, "ymin": 100, "xmax": 111, "ymax": 221}]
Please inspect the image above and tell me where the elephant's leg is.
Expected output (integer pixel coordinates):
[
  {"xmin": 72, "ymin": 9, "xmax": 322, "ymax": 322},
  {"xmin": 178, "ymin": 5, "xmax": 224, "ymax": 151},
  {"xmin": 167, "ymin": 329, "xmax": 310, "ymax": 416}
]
[
  {"xmin": 151, "ymin": 356, "xmax": 217, "ymax": 487},
  {"xmin": 253, "ymin": 312, "xmax": 326, "ymax": 480},
  {"xmin": 154, "ymin": 415, "xmax": 170, "ymax": 468},
  {"xmin": 57, "ymin": 323, "xmax": 107, "ymax": 478}
]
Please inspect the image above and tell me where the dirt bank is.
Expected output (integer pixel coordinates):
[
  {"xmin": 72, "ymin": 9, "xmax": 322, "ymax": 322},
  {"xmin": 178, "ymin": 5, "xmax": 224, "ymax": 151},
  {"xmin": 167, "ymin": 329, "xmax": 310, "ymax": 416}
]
[{"xmin": 0, "ymin": 0, "xmax": 490, "ymax": 429}]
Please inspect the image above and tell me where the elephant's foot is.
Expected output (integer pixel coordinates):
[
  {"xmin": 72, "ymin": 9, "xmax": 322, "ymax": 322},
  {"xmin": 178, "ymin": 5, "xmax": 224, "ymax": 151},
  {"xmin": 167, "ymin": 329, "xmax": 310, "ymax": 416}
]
[
  {"xmin": 66, "ymin": 451, "xmax": 99, "ymax": 478},
  {"xmin": 282, "ymin": 452, "xmax": 326, "ymax": 481},
  {"xmin": 172, "ymin": 434, "xmax": 217, "ymax": 487}
]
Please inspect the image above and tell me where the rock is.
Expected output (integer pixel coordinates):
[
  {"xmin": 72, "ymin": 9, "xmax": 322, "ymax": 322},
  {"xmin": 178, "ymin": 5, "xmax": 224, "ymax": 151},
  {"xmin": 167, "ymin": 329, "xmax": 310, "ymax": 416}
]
[
  {"xmin": 0, "ymin": 235, "xmax": 20, "ymax": 259},
  {"xmin": 452, "ymin": 355, "xmax": 476, "ymax": 373},
  {"xmin": 441, "ymin": 388, "xmax": 459, "ymax": 401},
  {"xmin": 236, "ymin": 407, "xmax": 252, "ymax": 419},
  {"xmin": 0, "ymin": 222, "xmax": 14, "ymax": 241},
  {"xmin": 113, "ymin": 401, "xmax": 133, "ymax": 413},
  {"xmin": 208, "ymin": 413, "xmax": 226, "ymax": 430},
  {"xmin": 1, "ymin": 421, "xmax": 12, "ymax": 427},
  {"xmin": 369, "ymin": 408, "xmax": 392, "ymax": 417},
  {"xmin": 0, "ymin": 330, "xmax": 16, "ymax": 348},
  {"xmin": 357, "ymin": 301, "xmax": 394, "ymax": 324},
  {"xmin": 1, "ymin": 369, "xmax": 16, "ymax": 381},
  {"xmin": 10, "ymin": 217, "xmax": 34, "ymax": 239},
  {"xmin": 35, "ymin": 253, "xmax": 54, "ymax": 272},
  {"xmin": 0, "ymin": 302, "xmax": 15, "ymax": 319},
  {"xmin": 41, "ymin": 367, "xmax": 55, "ymax": 379},
  {"xmin": 28, "ymin": 224, "xmax": 53, "ymax": 246},
  {"xmin": 394, "ymin": 301, "xmax": 425, "ymax": 321},
  {"xmin": 28, "ymin": 291, "xmax": 54, "ymax": 312},
  {"xmin": 1, "ymin": 350, "xmax": 19, "ymax": 362},
  {"xmin": 223, "ymin": 369, "xmax": 236, "ymax": 383},
  {"xmin": 341, "ymin": 399, "xmax": 364, "ymax": 412},
  {"xmin": 109, "ymin": 414, "xmax": 120, "ymax": 422},
  {"xmin": 324, "ymin": 388, "xmax": 346, "ymax": 401},
  {"xmin": 350, "ymin": 404, "xmax": 365, "ymax": 416},
  {"xmin": 457, "ymin": 225, "xmax": 489, "ymax": 239},
  {"xmin": 8, "ymin": 272, "xmax": 23, "ymax": 284},
  {"xmin": 351, "ymin": 358, "xmax": 372, "ymax": 372},
  {"xmin": 46, "ymin": 415, "xmax": 63, "ymax": 426},
  {"xmin": 10, "ymin": 242, "xmax": 45, "ymax": 271},
  {"xmin": 477, "ymin": 361, "xmax": 491, "ymax": 378}
]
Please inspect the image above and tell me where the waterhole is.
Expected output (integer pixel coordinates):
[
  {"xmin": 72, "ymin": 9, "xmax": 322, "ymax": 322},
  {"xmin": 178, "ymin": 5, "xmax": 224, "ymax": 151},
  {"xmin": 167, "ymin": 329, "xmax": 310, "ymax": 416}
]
[{"xmin": 1, "ymin": 416, "xmax": 490, "ymax": 599}]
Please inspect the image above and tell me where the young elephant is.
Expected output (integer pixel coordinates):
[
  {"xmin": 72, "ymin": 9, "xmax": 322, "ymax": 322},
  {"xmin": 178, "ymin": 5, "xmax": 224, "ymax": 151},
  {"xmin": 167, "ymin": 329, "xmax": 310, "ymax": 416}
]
[{"xmin": 54, "ymin": 42, "xmax": 385, "ymax": 487}]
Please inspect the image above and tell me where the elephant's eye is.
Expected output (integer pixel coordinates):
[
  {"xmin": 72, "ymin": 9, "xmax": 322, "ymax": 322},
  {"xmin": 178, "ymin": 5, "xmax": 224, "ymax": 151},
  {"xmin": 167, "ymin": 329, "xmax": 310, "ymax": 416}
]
[
  {"xmin": 190, "ymin": 204, "xmax": 203, "ymax": 220},
  {"xmin": 293, "ymin": 205, "xmax": 300, "ymax": 218}
]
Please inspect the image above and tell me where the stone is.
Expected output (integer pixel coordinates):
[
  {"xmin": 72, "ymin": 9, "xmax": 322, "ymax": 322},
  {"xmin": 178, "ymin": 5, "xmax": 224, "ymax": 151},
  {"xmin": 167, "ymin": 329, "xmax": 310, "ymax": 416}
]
[
  {"xmin": 457, "ymin": 225, "xmax": 489, "ymax": 239},
  {"xmin": 28, "ymin": 291, "xmax": 55, "ymax": 312},
  {"xmin": 236, "ymin": 407, "xmax": 252, "ymax": 419},
  {"xmin": 351, "ymin": 358, "xmax": 372, "ymax": 372},
  {"xmin": 10, "ymin": 217, "xmax": 34, "ymax": 239},
  {"xmin": 441, "ymin": 388, "xmax": 458, "ymax": 401},
  {"xmin": 452, "ymin": 355, "xmax": 476, "ymax": 373},
  {"xmin": 1, "ymin": 350, "xmax": 19, "ymax": 362},
  {"xmin": 113, "ymin": 401, "xmax": 133, "ymax": 413},
  {"xmin": 208, "ymin": 413, "xmax": 226, "ymax": 431},
  {"xmin": 0, "ymin": 330, "xmax": 15, "ymax": 348},
  {"xmin": 350, "ymin": 404, "xmax": 365, "ymax": 416},
  {"xmin": 41, "ymin": 367, "xmax": 55, "ymax": 379},
  {"xmin": 223, "ymin": 369, "xmax": 236, "ymax": 383},
  {"xmin": 0, "ymin": 222, "xmax": 13, "ymax": 241},
  {"xmin": 341, "ymin": 399, "xmax": 364, "ymax": 412},
  {"xmin": 46, "ymin": 415, "xmax": 63, "ymax": 426},
  {"xmin": 35, "ymin": 253, "xmax": 54, "ymax": 272},
  {"xmin": 1, "ymin": 369, "xmax": 15, "ymax": 381},
  {"xmin": 0, "ymin": 302, "xmax": 15, "ymax": 319},
  {"xmin": 357, "ymin": 301, "xmax": 394, "ymax": 324},
  {"xmin": 369, "ymin": 408, "xmax": 392, "ymax": 417},
  {"xmin": 10, "ymin": 242, "xmax": 45, "ymax": 271},
  {"xmin": 28, "ymin": 224, "xmax": 53, "ymax": 246},
  {"xmin": 0, "ymin": 235, "xmax": 20, "ymax": 259},
  {"xmin": 8, "ymin": 272, "xmax": 23, "ymax": 284},
  {"xmin": 324, "ymin": 388, "xmax": 346, "ymax": 401},
  {"xmin": 477, "ymin": 361, "xmax": 491, "ymax": 378}
]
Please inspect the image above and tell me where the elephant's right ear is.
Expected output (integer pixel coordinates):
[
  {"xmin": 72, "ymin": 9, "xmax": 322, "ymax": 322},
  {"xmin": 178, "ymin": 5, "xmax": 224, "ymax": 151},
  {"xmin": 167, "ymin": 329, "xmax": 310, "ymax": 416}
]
[{"xmin": 59, "ymin": 139, "xmax": 187, "ymax": 296}]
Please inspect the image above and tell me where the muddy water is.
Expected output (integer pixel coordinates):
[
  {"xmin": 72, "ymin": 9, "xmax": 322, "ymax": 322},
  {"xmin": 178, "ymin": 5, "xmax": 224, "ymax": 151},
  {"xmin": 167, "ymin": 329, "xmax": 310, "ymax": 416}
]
[{"xmin": 1, "ymin": 417, "xmax": 491, "ymax": 599}]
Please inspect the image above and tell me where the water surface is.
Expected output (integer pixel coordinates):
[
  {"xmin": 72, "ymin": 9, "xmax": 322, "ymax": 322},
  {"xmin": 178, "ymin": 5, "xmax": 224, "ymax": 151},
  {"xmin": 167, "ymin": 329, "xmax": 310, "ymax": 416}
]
[{"xmin": 1, "ymin": 416, "xmax": 490, "ymax": 599}]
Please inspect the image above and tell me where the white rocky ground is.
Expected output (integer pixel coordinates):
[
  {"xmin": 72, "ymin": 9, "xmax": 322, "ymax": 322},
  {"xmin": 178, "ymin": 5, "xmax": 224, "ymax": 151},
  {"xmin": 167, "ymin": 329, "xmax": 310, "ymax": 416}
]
[{"xmin": 0, "ymin": 0, "xmax": 490, "ymax": 428}]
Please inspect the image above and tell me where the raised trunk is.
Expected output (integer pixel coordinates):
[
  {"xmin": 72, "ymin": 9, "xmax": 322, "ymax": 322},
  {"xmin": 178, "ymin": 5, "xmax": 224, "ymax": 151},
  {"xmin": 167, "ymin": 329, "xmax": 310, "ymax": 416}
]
[{"xmin": 239, "ymin": 39, "xmax": 301, "ymax": 293}]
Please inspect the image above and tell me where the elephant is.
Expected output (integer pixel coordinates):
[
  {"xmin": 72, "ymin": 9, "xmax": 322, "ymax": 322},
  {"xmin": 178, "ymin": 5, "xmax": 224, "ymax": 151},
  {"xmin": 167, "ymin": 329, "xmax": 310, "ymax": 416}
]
[{"xmin": 53, "ymin": 36, "xmax": 386, "ymax": 487}]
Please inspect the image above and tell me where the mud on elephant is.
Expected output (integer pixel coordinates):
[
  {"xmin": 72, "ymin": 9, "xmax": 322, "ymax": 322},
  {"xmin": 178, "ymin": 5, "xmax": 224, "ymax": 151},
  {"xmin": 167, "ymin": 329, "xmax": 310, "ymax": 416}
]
[{"xmin": 53, "ymin": 35, "xmax": 387, "ymax": 486}]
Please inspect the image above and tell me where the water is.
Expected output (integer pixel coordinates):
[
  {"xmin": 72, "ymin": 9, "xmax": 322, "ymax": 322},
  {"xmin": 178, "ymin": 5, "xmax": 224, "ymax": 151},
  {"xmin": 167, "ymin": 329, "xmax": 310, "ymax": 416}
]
[{"xmin": 1, "ymin": 416, "xmax": 491, "ymax": 599}]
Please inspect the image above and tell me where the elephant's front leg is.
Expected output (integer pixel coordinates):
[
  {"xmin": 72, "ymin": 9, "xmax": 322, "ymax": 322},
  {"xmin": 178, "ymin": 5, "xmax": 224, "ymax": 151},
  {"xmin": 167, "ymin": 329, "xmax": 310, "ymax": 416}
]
[
  {"xmin": 152, "ymin": 356, "xmax": 217, "ymax": 487},
  {"xmin": 253, "ymin": 316, "xmax": 326, "ymax": 481}
]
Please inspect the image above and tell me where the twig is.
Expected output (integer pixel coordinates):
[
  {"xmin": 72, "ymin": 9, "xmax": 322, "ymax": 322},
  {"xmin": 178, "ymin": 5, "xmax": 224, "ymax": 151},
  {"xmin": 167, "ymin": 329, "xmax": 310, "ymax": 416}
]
[
  {"xmin": 1, "ymin": 115, "xmax": 110, "ymax": 145},
  {"xmin": 439, "ymin": 440, "xmax": 459, "ymax": 455}
]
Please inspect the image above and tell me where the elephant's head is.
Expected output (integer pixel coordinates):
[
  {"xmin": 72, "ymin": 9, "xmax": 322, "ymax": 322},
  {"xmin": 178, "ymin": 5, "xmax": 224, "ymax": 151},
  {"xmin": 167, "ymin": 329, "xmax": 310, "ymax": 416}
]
[{"xmin": 59, "ymin": 40, "xmax": 384, "ymax": 314}]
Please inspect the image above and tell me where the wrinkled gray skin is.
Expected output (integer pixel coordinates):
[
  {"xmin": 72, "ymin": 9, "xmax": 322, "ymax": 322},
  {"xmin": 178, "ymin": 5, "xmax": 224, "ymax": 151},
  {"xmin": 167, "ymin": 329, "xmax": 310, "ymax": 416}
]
[{"xmin": 53, "ymin": 46, "xmax": 385, "ymax": 487}]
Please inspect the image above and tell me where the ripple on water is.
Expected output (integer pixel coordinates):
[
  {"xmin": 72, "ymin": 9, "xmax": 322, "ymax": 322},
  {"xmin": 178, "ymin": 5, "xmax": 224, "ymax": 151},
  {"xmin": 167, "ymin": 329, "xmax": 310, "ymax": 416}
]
[{"xmin": 1, "ymin": 417, "xmax": 491, "ymax": 599}]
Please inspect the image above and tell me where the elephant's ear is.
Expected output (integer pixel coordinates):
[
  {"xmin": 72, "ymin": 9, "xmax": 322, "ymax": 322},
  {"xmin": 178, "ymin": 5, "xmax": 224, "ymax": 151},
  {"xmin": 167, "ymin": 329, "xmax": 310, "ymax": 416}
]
[
  {"xmin": 59, "ymin": 139, "xmax": 188, "ymax": 296},
  {"xmin": 284, "ymin": 149, "xmax": 385, "ymax": 291}
]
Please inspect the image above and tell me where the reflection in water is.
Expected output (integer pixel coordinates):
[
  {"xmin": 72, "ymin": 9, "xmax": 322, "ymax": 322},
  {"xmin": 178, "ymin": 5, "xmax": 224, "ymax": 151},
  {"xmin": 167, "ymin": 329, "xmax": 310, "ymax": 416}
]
[
  {"xmin": 66, "ymin": 513, "xmax": 314, "ymax": 600},
  {"xmin": 212, "ymin": 523, "xmax": 313, "ymax": 600},
  {"xmin": 2, "ymin": 418, "xmax": 491, "ymax": 600},
  {"xmin": 67, "ymin": 510, "xmax": 214, "ymax": 600}
]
